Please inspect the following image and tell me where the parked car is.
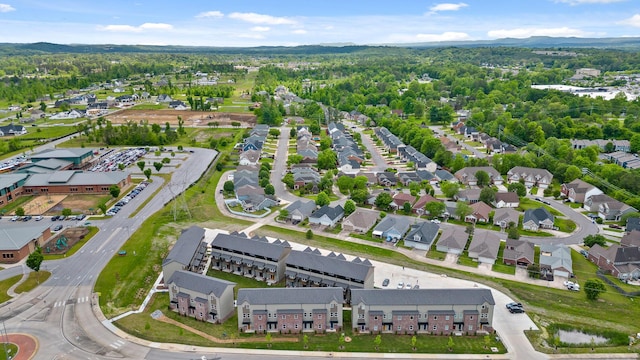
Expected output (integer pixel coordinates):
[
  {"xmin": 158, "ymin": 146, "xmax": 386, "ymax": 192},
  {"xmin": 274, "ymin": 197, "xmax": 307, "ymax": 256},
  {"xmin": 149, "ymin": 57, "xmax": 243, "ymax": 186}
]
[
  {"xmin": 76, "ymin": 214, "xmax": 86, "ymax": 220},
  {"xmin": 35, "ymin": 215, "xmax": 43, "ymax": 221},
  {"xmin": 405, "ymin": 284, "xmax": 412, "ymax": 289},
  {"xmin": 53, "ymin": 225, "xmax": 63, "ymax": 231},
  {"xmin": 382, "ymin": 278, "xmax": 390, "ymax": 287},
  {"xmin": 413, "ymin": 284, "xmax": 420, "ymax": 289},
  {"xmin": 431, "ymin": 219, "xmax": 441, "ymax": 224},
  {"xmin": 22, "ymin": 215, "xmax": 32, "ymax": 221},
  {"xmin": 509, "ymin": 306, "xmax": 525, "ymax": 313},
  {"xmin": 11, "ymin": 215, "xmax": 19, "ymax": 221},
  {"xmin": 397, "ymin": 281, "xmax": 404, "ymax": 289},
  {"xmin": 506, "ymin": 302, "xmax": 522, "ymax": 310},
  {"xmin": 580, "ymin": 249, "xmax": 588, "ymax": 258}
]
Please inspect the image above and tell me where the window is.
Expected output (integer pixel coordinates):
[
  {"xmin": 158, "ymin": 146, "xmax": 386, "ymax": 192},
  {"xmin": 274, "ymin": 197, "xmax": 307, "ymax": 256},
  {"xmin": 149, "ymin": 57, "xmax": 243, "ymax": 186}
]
[
  {"xmin": 469, "ymin": 316, "xmax": 473, "ymax": 320},
  {"xmin": 409, "ymin": 325, "xmax": 414, "ymax": 331},
  {"xmin": 258, "ymin": 315, "xmax": 262, "ymax": 320},
  {"xmin": 445, "ymin": 325, "xmax": 449, "ymax": 331},
  {"xmin": 295, "ymin": 324, "xmax": 299, "ymax": 329},
  {"xmin": 432, "ymin": 325, "xmax": 437, "ymax": 331},
  {"xmin": 481, "ymin": 313, "xmax": 488, "ymax": 319},
  {"xmin": 358, "ymin": 313, "xmax": 364, "ymax": 319},
  {"xmin": 243, "ymin": 313, "xmax": 250, "ymax": 318},
  {"xmin": 397, "ymin": 325, "xmax": 402, "ymax": 331},
  {"xmin": 410, "ymin": 316, "xmax": 414, "ymax": 320},
  {"xmin": 445, "ymin": 315, "xmax": 450, "ymax": 321},
  {"xmin": 318, "ymin": 314, "xmax": 322, "ymax": 319},
  {"xmin": 282, "ymin": 324, "xmax": 286, "ymax": 329},
  {"xmin": 317, "ymin": 324, "xmax": 322, "ymax": 329},
  {"xmin": 281, "ymin": 315, "xmax": 286, "ymax": 319},
  {"xmin": 331, "ymin": 312, "xmax": 338, "ymax": 317},
  {"xmin": 433, "ymin": 316, "xmax": 437, "ymax": 320},
  {"xmin": 294, "ymin": 314, "xmax": 298, "ymax": 319},
  {"xmin": 397, "ymin": 316, "xmax": 402, "ymax": 321},
  {"xmin": 468, "ymin": 325, "xmax": 473, "ymax": 331},
  {"xmin": 374, "ymin": 316, "xmax": 378, "ymax": 320}
]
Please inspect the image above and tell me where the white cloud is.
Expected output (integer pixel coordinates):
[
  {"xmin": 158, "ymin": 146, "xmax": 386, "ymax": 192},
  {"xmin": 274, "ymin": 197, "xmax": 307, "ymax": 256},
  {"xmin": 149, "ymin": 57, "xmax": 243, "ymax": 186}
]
[
  {"xmin": 250, "ymin": 26, "xmax": 270, "ymax": 32},
  {"xmin": 195, "ymin": 10, "xmax": 224, "ymax": 19},
  {"xmin": 429, "ymin": 2, "xmax": 468, "ymax": 12},
  {"xmin": 619, "ymin": 14, "xmax": 640, "ymax": 27},
  {"xmin": 292, "ymin": 29, "xmax": 307, "ymax": 34},
  {"xmin": 554, "ymin": 0, "xmax": 626, "ymax": 5},
  {"xmin": 487, "ymin": 27, "xmax": 587, "ymax": 38},
  {"xmin": 0, "ymin": 3, "xmax": 15, "ymax": 12},
  {"xmin": 228, "ymin": 12, "xmax": 296, "ymax": 25},
  {"xmin": 416, "ymin": 31, "xmax": 470, "ymax": 41},
  {"xmin": 98, "ymin": 23, "xmax": 173, "ymax": 32},
  {"xmin": 236, "ymin": 33, "xmax": 265, "ymax": 39}
]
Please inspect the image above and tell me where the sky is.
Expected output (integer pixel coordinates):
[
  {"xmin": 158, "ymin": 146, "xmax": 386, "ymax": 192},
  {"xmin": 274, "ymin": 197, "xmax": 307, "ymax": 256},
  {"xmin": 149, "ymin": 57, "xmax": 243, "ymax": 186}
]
[{"xmin": 0, "ymin": 0, "xmax": 640, "ymax": 47}]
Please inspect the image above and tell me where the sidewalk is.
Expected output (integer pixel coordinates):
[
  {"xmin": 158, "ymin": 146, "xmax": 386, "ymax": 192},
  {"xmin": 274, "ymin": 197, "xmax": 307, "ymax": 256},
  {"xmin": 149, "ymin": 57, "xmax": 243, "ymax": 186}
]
[{"xmin": 6, "ymin": 263, "xmax": 29, "ymax": 298}]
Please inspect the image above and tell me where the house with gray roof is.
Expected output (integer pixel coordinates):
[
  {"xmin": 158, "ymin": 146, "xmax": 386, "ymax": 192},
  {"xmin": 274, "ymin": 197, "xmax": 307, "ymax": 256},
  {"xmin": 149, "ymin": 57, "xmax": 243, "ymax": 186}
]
[
  {"xmin": 309, "ymin": 205, "xmax": 344, "ymax": 227},
  {"xmin": 522, "ymin": 208, "xmax": 554, "ymax": 231},
  {"xmin": 468, "ymin": 230, "xmax": 501, "ymax": 265},
  {"xmin": 239, "ymin": 149, "xmax": 260, "ymax": 166},
  {"xmin": 342, "ymin": 208, "xmax": 380, "ymax": 233},
  {"xmin": 237, "ymin": 287, "xmax": 344, "ymax": 333},
  {"xmin": 503, "ymin": 239, "xmax": 535, "ymax": 267},
  {"xmin": 403, "ymin": 221, "xmax": 440, "ymax": 250},
  {"xmin": 0, "ymin": 123, "xmax": 27, "ymax": 136},
  {"xmin": 598, "ymin": 199, "xmax": 637, "ymax": 222},
  {"xmin": 351, "ymin": 288, "xmax": 495, "ymax": 335},
  {"xmin": 285, "ymin": 247, "xmax": 374, "ymax": 291},
  {"xmin": 0, "ymin": 223, "xmax": 51, "ymax": 264},
  {"xmin": 436, "ymin": 227, "xmax": 468, "ymax": 255},
  {"xmin": 162, "ymin": 226, "xmax": 208, "ymax": 282},
  {"xmin": 455, "ymin": 188, "xmax": 481, "ymax": 204},
  {"xmin": 434, "ymin": 169, "xmax": 455, "ymax": 183},
  {"xmin": 168, "ymin": 270, "xmax": 236, "ymax": 323},
  {"xmin": 372, "ymin": 215, "xmax": 411, "ymax": 242},
  {"xmin": 284, "ymin": 200, "xmax": 316, "ymax": 223},
  {"xmin": 493, "ymin": 192, "xmax": 520, "ymax": 208},
  {"xmin": 30, "ymin": 148, "xmax": 94, "ymax": 169},
  {"xmin": 454, "ymin": 166, "xmax": 503, "ymax": 186},
  {"xmin": 506, "ymin": 166, "xmax": 553, "ymax": 189},
  {"xmin": 539, "ymin": 244, "xmax": 573, "ymax": 280},
  {"xmin": 588, "ymin": 244, "xmax": 640, "ymax": 280},
  {"xmin": 561, "ymin": 178, "xmax": 602, "ymax": 203},
  {"xmin": 493, "ymin": 208, "xmax": 520, "ymax": 229},
  {"xmin": 210, "ymin": 232, "xmax": 291, "ymax": 285},
  {"xmin": 627, "ymin": 217, "xmax": 640, "ymax": 233}
]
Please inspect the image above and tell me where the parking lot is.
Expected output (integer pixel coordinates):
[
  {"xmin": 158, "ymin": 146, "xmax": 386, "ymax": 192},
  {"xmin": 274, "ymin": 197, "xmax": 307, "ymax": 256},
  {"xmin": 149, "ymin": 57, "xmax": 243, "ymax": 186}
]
[
  {"xmin": 89, "ymin": 148, "xmax": 147, "ymax": 172},
  {"xmin": 106, "ymin": 181, "xmax": 150, "ymax": 215}
]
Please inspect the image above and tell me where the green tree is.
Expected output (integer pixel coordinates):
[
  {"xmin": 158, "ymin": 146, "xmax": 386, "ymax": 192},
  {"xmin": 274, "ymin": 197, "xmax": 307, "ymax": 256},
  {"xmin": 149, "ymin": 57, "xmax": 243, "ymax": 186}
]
[
  {"xmin": 344, "ymin": 200, "xmax": 356, "ymax": 216},
  {"xmin": 455, "ymin": 202, "xmax": 472, "ymax": 220},
  {"xmin": 374, "ymin": 334, "xmax": 382, "ymax": 351},
  {"xmin": 403, "ymin": 201, "xmax": 412, "ymax": 215},
  {"xmin": 440, "ymin": 181, "xmax": 460, "ymax": 199},
  {"xmin": 287, "ymin": 154, "xmax": 303, "ymax": 165},
  {"xmin": 265, "ymin": 332, "xmax": 272, "ymax": 348},
  {"xmin": 564, "ymin": 165, "xmax": 582, "ymax": 183},
  {"xmin": 583, "ymin": 234, "xmax": 606, "ymax": 247},
  {"xmin": 282, "ymin": 173, "xmax": 295, "ymax": 189},
  {"xmin": 109, "ymin": 185, "xmax": 120, "ymax": 198},
  {"xmin": 447, "ymin": 336, "xmax": 454, "ymax": 351},
  {"xmin": 508, "ymin": 226, "xmax": 520, "ymax": 240},
  {"xmin": 303, "ymin": 334, "xmax": 309, "ymax": 349},
  {"xmin": 153, "ymin": 162, "xmax": 163, "ymax": 172},
  {"xmin": 223, "ymin": 180, "xmax": 235, "ymax": 193},
  {"xmin": 162, "ymin": 157, "xmax": 171, "ymax": 164},
  {"xmin": 15, "ymin": 207, "xmax": 25, "ymax": 217},
  {"xmin": 479, "ymin": 187, "xmax": 496, "ymax": 204},
  {"xmin": 269, "ymin": 128, "xmax": 281, "ymax": 138},
  {"xmin": 507, "ymin": 182, "xmax": 527, "ymax": 197},
  {"xmin": 527, "ymin": 263, "xmax": 540, "ymax": 279},
  {"xmin": 137, "ymin": 161, "xmax": 146, "ymax": 172},
  {"xmin": 62, "ymin": 208, "xmax": 72, "ymax": 217},
  {"xmin": 26, "ymin": 247, "xmax": 44, "ymax": 282},
  {"xmin": 290, "ymin": 128, "xmax": 297, "ymax": 137},
  {"xmin": 411, "ymin": 335, "xmax": 417, "ymax": 350},
  {"xmin": 317, "ymin": 149, "xmax": 337, "ymax": 170},
  {"xmin": 264, "ymin": 184, "xmax": 275, "ymax": 195},
  {"xmin": 584, "ymin": 279, "xmax": 606, "ymax": 300},
  {"xmin": 424, "ymin": 201, "xmax": 445, "ymax": 218},
  {"xmin": 143, "ymin": 168, "xmax": 152, "ymax": 180},
  {"xmin": 339, "ymin": 333, "xmax": 345, "ymax": 349},
  {"xmin": 39, "ymin": 101, "xmax": 47, "ymax": 112},
  {"xmin": 484, "ymin": 335, "xmax": 491, "ymax": 349},
  {"xmin": 306, "ymin": 229, "xmax": 313, "ymax": 239},
  {"xmin": 375, "ymin": 192, "xmax": 393, "ymax": 210},
  {"xmin": 118, "ymin": 163, "xmax": 125, "ymax": 170},
  {"xmin": 351, "ymin": 189, "xmax": 369, "ymax": 205},
  {"xmin": 337, "ymin": 176, "xmax": 354, "ymax": 195},
  {"xmin": 98, "ymin": 203, "xmax": 107, "ymax": 215},
  {"xmin": 475, "ymin": 170, "xmax": 490, "ymax": 187},
  {"xmin": 315, "ymin": 192, "xmax": 330, "ymax": 207}
]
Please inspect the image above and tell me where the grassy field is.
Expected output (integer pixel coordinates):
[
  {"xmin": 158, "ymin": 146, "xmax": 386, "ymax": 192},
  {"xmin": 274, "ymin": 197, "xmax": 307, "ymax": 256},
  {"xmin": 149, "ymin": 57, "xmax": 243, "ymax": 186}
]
[
  {"xmin": 14, "ymin": 271, "xmax": 52, "ymax": 293},
  {"xmin": 518, "ymin": 198, "xmax": 562, "ymax": 216},
  {"xmin": 555, "ymin": 218, "xmax": 577, "ymax": 233},
  {"xmin": 0, "ymin": 195, "xmax": 33, "ymax": 215},
  {"xmin": 0, "ymin": 275, "xmax": 22, "ymax": 302},
  {"xmin": 0, "ymin": 344, "xmax": 18, "ymax": 360}
]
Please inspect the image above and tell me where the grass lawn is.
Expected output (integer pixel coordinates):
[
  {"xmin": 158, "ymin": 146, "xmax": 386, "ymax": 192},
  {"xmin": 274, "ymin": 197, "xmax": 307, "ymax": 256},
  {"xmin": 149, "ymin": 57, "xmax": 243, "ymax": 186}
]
[
  {"xmin": 0, "ymin": 344, "xmax": 18, "ymax": 360},
  {"xmin": 0, "ymin": 275, "xmax": 22, "ymax": 303},
  {"xmin": 517, "ymin": 198, "xmax": 562, "ymax": 216},
  {"xmin": 14, "ymin": 271, "xmax": 52, "ymax": 293},
  {"xmin": 426, "ymin": 243, "xmax": 447, "ymax": 261},
  {"xmin": 0, "ymin": 195, "xmax": 33, "ymax": 215},
  {"xmin": 457, "ymin": 254, "xmax": 479, "ymax": 268},
  {"xmin": 44, "ymin": 226, "xmax": 99, "ymax": 260},
  {"xmin": 555, "ymin": 218, "xmax": 577, "ymax": 233}
]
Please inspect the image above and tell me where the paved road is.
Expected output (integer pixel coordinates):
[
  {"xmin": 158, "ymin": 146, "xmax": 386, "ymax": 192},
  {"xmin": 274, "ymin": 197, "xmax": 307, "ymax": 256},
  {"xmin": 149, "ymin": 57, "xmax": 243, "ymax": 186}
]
[{"xmin": 347, "ymin": 120, "xmax": 388, "ymax": 172}]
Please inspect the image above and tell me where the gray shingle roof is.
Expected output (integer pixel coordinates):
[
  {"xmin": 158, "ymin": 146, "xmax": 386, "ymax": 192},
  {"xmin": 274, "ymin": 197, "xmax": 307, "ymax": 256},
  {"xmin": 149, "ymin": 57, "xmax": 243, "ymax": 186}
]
[
  {"xmin": 404, "ymin": 221, "xmax": 440, "ymax": 244},
  {"xmin": 30, "ymin": 148, "xmax": 93, "ymax": 160},
  {"xmin": 0, "ymin": 223, "xmax": 50, "ymax": 251},
  {"xmin": 523, "ymin": 207, "xmax": 554, "ymax": 224},
  {"xmin": 351, "ymin": 288, "xmax": 495, "ymax": 306},
  {"xmin": 373, "ymin": 215, "xmax": 411, "ymax": 235},
  {"xmin": 23, "ymin": 171, "xmax": 128, "ymax": 187},
  {"xmin": 237, "ymin": 287, "xmax": 344, "ymax": 305},
  {"xmin": 162, "ymin": 226, "xmax": 205, "ymax": 267},
  {"xmin": 310, "ymin": 205, "xmax": 344, "ymax": 221},
  {"xmin": 212, "ymin": 233, "xmax": 291, "ymax": 261},
  {"xmin": 168, "ymin": 270, "xmax": 235, "ymax": 297},
  {"xmin": 286, "ymin": 247, "xmax": 373, "ymax": 282},
  {"xmin": 0, "ymin": 173, "xmax": 29, "ymax": 190}
]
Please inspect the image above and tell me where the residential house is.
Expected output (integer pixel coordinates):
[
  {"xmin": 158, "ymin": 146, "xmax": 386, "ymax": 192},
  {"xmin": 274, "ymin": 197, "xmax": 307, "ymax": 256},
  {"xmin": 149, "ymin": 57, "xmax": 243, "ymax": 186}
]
[
  {"xmin": 30, "ymin": 110, "xmax": 45, "ymax": 121},
  {"xmin": 465, "ymin": 202, "xmax": 492, "ymax": 223},
  {"xmin": 506, "ymin": 167, "xmax": 553, "ymax": 188},
  {"xmin": 588, "ymin": 244, "xmax": 640, "ymax": 280},
  {"xmin": 571, "ymin": 139, "xmax": 631, "ymax": 153},
  {"xmin": 210, "ymin": 232, "xmax": 292, "ymax": 285},
  {"xmin": 561, "ymin": 179, "xmax": 603, "ymax": 203},
  {"xmin": 583, "ymin": 194, "xmax": 613, "ymax": 212},
  {"xmin": 455, "ymin": 189, "xmax": 481, "ymax": 204},
  {"xmin": 342, "ymin": 208, "xmax": 380, "ymax": 233},
  {"xmin": 468, "ymin": 231, "xmax": 501, "ymax": 265},
  {"xmin": 237, "ymin": 287, "xmax": 344, "ymax": 333},
  {"xmin": 285, "ymin": 247, "xmax": 374, "ymax": 291},
  {"xmin": 599, "ymin": 199, "xmax": 637, "ymax": 222},
  {"xmin": 442, "ymin": 201, "xmax": 459, "ymax": 220},
  {"xmin": 372, "ymin": 215, "xmax": 411, "ymax": 241},
  {"xmin": 397, "ymin": 145, "xmax": 437, "ymax": 172},
  {"xmin": 627, "ymin": 217, "xmax": 640, "ymax": 233},
  {"xmin": 308, "ymin": 205, "xmax": 344, "ymax": 227},
  {"xmin": 412, "ymin": 194, "xmax": 441, "ymax": 216},
  {"xmin": 522, "ymin": 208, "xmax": 554, "ymax": 231},
  {"xmin": 292, "ymin": 168, "xmax": 321, "ymax": 190},
  {"xmin": 621, "ymin": 230, "xmax": 640, "ymax": 248},
  {"xmin": 375, "ymin": 127, "xmax": 403, "ymax": 153},
  {"xmin": 168, "ymin": 270, "xmax": 236, "ymax": 323},
  {"xmin": 539, "ymin": 244, "xmax": 573, "ymax": 280},
  {"xmin": 403, "ymin": 221, "xmax": 440, "ymax": 250},
  {"xmin": 162, "ymin": 226, "xmax": 208, "ymax": 282},
  {"xmin": 434, "ymin": 169, "xmax": 455, "ymax": 183},
  {"xmin": 397, "ymin": 172, "xmax": 421, "ymax": 186},
  {"xmin": 604, "ymin": 151, "xmax": 640, "ymax": 169},
  {"xmin": 503, "ymin": 239, "xmax": 535, "ymax": 267},
  {"xmin": 436, "ymin": 227, "xmax": 468, "ymax": 255},
  {"xmin": 493, "ymin": 192, "xmax": 520, "ymax": 208},
  {"xmin": 233, "ymin": 169, "xmax": 259, "ymax": 188},
  {"xmin": 454, "ymin": 166, "xmax": 502, "ymax": 186},
  {"xmin": 351, "ymin": 288, "xmax": 495, "ymax": 335},
  {"xmin": 493, "ymin": 208, "xmax": 520, "ymax": 229},
  {"xmin": 284, "ymin": 200, "xmax": 316, "ymax": 223},
  {"xmin": 376, "ymin": 172, "xmax": 397, "ymax": 187},
  {"xmin": 239, "ymin": 149, "xmax": 261, "ymax": 166},
  {"xmin": 157, "ymin": 94, "xmax": 173, "ymax": 102},
  {"xmin": 391, "ymin": 192, "xmax": 416, "ymax": 210},
  {"xmin": 0, "ymin": 124, "xmax": 27, "ymax": 136}
]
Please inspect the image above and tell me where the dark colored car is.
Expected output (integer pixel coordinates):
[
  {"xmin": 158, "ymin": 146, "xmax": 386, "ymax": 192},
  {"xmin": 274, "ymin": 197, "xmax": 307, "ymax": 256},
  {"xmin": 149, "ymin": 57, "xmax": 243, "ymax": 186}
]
[
  {"xmin": 509, "ymin": 306, "xmax": 525, "ymax": 313},
  {"xmin": 506, "ymin": 302, "xmax": 522, "ymax": 309},
  {"xmin": 382, "ymin": 278, "xmax": 390, "ymax": 287},
  {"xmin": 53, "ymin": 225, "xmax": 63, "ymax": 231}
]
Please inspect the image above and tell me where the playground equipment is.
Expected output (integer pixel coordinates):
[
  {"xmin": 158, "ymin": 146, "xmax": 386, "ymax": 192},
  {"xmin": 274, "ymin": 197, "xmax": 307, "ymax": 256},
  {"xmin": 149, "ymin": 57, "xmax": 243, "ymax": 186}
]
[{"xmin": 56, "ymin": 236, "xmax": 68, "ymax": 250}]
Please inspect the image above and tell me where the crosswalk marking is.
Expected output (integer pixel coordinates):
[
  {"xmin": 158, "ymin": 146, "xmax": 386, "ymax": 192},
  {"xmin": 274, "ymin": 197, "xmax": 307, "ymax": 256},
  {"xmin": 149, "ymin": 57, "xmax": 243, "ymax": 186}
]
[
  {"xmin": 110, "ymin": 339, "xmax": 125, "ymax": 349},
  {"xmin": 52, "ymin": 296, "xmax": 90, "ymax": 307}
]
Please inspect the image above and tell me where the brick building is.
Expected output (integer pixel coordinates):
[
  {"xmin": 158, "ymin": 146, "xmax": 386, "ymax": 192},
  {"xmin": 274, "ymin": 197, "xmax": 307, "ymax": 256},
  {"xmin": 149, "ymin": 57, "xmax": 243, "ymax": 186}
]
[{"xmin": 0, "ymin": 224, "xmax": 51, "ymax": 264}]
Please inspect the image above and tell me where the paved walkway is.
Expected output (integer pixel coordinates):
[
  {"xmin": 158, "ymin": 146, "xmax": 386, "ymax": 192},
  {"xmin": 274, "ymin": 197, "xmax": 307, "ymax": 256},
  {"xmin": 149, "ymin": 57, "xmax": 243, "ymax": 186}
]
[{"xmin": 6, "ymin": 264, "xmax": 28, "ymax": 297}]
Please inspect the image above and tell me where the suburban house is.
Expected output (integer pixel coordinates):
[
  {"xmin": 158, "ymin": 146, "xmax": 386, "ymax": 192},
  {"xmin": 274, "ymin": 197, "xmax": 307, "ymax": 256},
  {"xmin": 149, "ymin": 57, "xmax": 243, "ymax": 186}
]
[
  {"xmin": 351, "ymin": 288, "xmax": 495, "ymax": 335},
  {"xmin": 436, "ymin": 227, "xmax": 468, "ymax": 255},
  {"xmin": 283, "ymin": 200, "xmax": 316, "ymax": 223},
  {"xmin": 503, "ymin": 239, "xmax": 535, "ymax": 267},
  {"xmin": 342, "ymin": 208, "xmax": 380, "ymax": 233},
  {"xmin": 493, "ymin": 192, "xmax": 520, "ymax": 208},
  {"xmin": 561, "ymin": 179, "xmax": 603, "ymax": 203},
  {"xmin": 522, "ymin": 208, "xmax": 555, "ymax": 231},
  {"xmin": 598, "ymin": 199, "xmax": 637, "ymax": 222},
  {"xmin": 162, "ymin": 226, "xmax": 208, "ymax": 282},
  {"xmin": 375, "ymin": 127, "xmax": 403, "ymax": 153},
  {"xmin": 167, "ymin": 270, "xmax": 236, "ymax": 324},
  {"xmin": 583, "ymin": 194, "xmax": 613, "ymax": 212},
  {"xmin": 237, "ymin": 287, "xmax": 344, "ymax": 333},
  {"xmin": 308, "ymin": 205, "xmax": 345, "ymax": 227},
  {"xmin": 412, "ymin": 194, "xmax": 441, "ymax": 216},
  {"xmin": 588, "ymin": 244, "xmax": 640, "ymax": 280},
  {"xmin": 391, "ymin": 192, "xmax": 416, "ymax": 210},
  {"xmin": 621, "ymin": 230, "xmax": 640, "ymax": 248},
  {"xmin": 539, "ymin": 244, "xmax": 573, "ymax": 280},
  {"xmin": 626, "ymin": 217, "xmax": 640, "ymax": 233},
  {"xmin": 468, "ymin": 230, "xmax": 501, "ymax": 265},
  {"xmin": 397, "ymin": 145, "xmax": 437, "ymax": 172},
  {"xmin": 403, "ymin": 221, "xmax": 440, "ymax": 251},
  {"xmin": 434, "ymin": 169, "xmax": 455, "ymax": 183},
  {"xmin": 210, "ymin": 232, "xmax": 292, "ymax": 285},
  {"xmin": 506, "ymin": 167, "xmax": 553, "ymax": 188},
  {"xmin": 372, "ymin": 215, "xmax": 411, "ymax": 241},
  {"xmin": 454, "ymin": 166, "xmax": 503, "ymax": 186},
  {"xmin": 285, "ymin": 247, "xmax": 375, "ymax": 291},
  {"xmin": 239, "ymin": 149, "xmax": 261, "ymax": 166},
  {"xmin": 376, "ymin": 172, "xmax": 397, "ymax": 187},
  {"xmin": 571, "ymin": 139, "xmax": 631, "ymax": 153},
  {"xmin": 455, "ymin": 189, "xmax": 481, "ymax": 204},
  {"xmin": 604, "ymin": 151, "xmax": 640, "ymax": 169},
  {"xmin": 0, "ymin": 124, "xmax": 27, "ymax": 136},
  {"xmin": 493, "ymin": 208, "xmax": 520, "ymax": 229},
  {"xmin": 397, "ymin": 172, "xmax": 422, "ymax": 186},
  {"xmin": 465, "ymin": 202, "xmax": 492, "ymax": 223}
]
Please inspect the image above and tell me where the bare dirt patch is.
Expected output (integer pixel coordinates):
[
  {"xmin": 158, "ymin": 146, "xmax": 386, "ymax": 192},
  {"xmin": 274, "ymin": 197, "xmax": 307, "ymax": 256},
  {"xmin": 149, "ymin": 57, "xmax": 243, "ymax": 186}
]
[
  {"xmin": 42, "ymin": 227, "xmax": 90, "ymax": 255},
  {"xmin": 106, "ymin": 110, "xmax": 256, "ymax": 127},
  {"xmin": 46, "ymin": 194, "xmax": 109, "ymax": 215},
  {"xmin": 20, "ymin": 195, "xmax": 66, "ymax": 215}
]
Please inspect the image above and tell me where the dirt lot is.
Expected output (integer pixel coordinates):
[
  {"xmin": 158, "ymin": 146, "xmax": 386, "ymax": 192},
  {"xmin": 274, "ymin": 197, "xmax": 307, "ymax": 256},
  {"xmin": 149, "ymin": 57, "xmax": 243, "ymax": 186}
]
[
  {"xmin": 45, "ymin": 194, "xmax": 110, "ymax": 215},
  {"xmin": 42, "ymin": 227, "xmax": 90, "ymax": 255},
  {"xmin": 20, "ymin": 195, "xmax": 66, "ymax": 215},
  {"xmin": 106, "ymin": 110, "xmax": 256, "ymax": 127}
]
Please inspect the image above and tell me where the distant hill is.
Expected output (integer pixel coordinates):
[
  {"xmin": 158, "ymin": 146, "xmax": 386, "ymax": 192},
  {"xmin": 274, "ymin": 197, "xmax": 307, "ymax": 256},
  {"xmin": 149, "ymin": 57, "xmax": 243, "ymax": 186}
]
[{"xmin": 0, "ymin": 37, "xmax": 639, "ymax": 55}]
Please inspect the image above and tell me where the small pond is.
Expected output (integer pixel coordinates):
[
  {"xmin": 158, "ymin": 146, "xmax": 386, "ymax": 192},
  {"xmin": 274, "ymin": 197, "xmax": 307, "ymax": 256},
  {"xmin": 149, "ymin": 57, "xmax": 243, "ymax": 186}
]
[{"xmin": 558, "ymin": 329, "xmax": 608, "ymax": 345}]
